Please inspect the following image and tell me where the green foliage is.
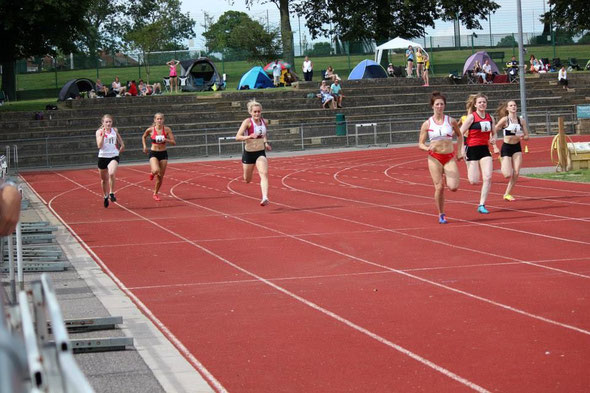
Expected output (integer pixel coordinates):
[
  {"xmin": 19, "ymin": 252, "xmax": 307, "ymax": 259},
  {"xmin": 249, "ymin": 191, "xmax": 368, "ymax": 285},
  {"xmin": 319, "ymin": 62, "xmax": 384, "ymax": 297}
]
[
  {"xmin": 121, "ymin": 0, "xmax": 195, "ymax": 83},
  {"xmin": 525, "ymin": 169, "xmax": 590, "ymax": 183},
  {"xmin": 203, "ymin": 11, "xmax": 281, "ymax": 63},
  {"xmin": 293, "ymin": 0, "xmax": 500, "ymax": 43},
  {"xmin": 530, "ymin": 28, "xmax": 575, "ymax": 45},
  {"xmin": 543, "ymin": 0, "xmax": 590, "ymax": 34},
  {"xmin": 306, "ymin": 42, "xmax": 332, "ymax": 56},
  {"xmin": 578, "ymin": 33, "xmax": 590, "ymax": 45},
  {"xmin": 496, "ymin": 35, "xmax": 516, "ymax": 47}
]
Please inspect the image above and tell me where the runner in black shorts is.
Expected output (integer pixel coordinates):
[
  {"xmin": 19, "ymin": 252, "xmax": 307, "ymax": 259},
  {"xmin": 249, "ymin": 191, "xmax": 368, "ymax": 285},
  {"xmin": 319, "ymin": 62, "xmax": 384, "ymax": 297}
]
[
  {"xmin": 96, "ymin": 114, "xmax": 125, "ymax": 208},
  {"xmin": 236, "ymin": 99, "xmax": 272, "ymax": 206},
  {"xmin": 494, "ymin": 100, "xmax": 530, "ymax": 201},
  {"xmin": 460, "ymin": 93, "xmax": 499, "ymax": 214},
  {"xmin": 142, "ymin": 112, "xmax": 176, "ymax": 201}
]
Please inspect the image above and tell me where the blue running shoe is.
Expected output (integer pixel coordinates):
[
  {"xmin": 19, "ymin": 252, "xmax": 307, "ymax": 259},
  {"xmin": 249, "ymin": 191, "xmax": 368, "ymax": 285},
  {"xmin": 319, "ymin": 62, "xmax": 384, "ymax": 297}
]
[
  {"xmin": 477, "ymin": 205, "xmax": 489, "ymax": 214},
  {"xmin": 438, "ymin": 214, "xmax": 448, "ymax": 224}
]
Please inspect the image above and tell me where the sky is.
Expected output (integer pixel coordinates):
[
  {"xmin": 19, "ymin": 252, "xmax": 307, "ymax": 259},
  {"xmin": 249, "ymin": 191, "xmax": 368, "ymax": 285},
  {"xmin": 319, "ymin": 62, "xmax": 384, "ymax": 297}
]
[{"xmin": 181, "ymin": 0, "xmax": 550, "ymax": 53}]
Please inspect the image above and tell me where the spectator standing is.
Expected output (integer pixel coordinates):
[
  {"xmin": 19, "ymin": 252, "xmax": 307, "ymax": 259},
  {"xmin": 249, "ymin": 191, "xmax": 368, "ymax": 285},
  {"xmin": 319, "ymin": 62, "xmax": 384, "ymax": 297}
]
[
  {"xmin": 272, "ymin": 60, "xmax": 282, "ymax": 87},
  {"xmin": 330, "ymin": 78, "xmax": 344, "ymax": 108},
  {"xmin": 415, "ymin": 47, "xmax": 425, "ymax": 79},
  {"xmin": 302, "ymin": 56, "xmax": 313, "ymax": 81},
  {"xmin": 558, "ymin": 66, "xmax": 568, "ymax": 89},
  {"xmin": 167, "ymin": 59, "xmax": 180, "ymax": 93},
  {"xmin": 406, "ymin": 45, "xmax": 415, "ymax": 77},
  {"xmin": 422, "ymin": 51, "xmax": 430, "ymax": 86}
]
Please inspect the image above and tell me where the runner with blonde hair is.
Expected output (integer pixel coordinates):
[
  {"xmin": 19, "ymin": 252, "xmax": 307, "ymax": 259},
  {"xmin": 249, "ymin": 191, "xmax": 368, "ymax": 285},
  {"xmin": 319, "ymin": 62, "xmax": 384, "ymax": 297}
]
[
  {"xmin": 142, "ymin": 112, "xmax": 176, "ymax": 201},
  {"xmin": 235, "ymin": 100, "xmax": 272, "ymax": 206},
  {"xmin": 96, "ymin": 114, "xmax": 125, "ymax": 208}
]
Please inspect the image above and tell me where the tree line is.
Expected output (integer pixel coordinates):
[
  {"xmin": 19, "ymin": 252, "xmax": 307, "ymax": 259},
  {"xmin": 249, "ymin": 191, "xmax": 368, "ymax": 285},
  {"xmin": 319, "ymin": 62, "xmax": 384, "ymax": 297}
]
[{"xmin": 1, "ymin": 0, "xmax": 586, "ymax": 101}]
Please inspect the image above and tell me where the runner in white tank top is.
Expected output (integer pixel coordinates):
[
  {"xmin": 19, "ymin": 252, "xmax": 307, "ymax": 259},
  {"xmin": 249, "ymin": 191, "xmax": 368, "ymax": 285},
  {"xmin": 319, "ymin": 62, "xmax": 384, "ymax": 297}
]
[
  {"xmin": 235, "ymin": 99, "xmax": 272, "ymax": 206},
  {"xmin": 96, "ymin": 114, "xmax": 125, "ymax": 208},
  {"xmin": 418, "ymin": 92, "xmax": 463, "ymax": 224}
]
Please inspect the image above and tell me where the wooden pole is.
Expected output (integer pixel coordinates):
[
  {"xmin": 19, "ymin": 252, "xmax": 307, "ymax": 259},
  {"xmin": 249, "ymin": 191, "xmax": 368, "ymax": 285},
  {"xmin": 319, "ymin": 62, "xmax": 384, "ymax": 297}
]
[{"xmin": 557, "ymin": 116, "xmax": 568, "ymax": 171}]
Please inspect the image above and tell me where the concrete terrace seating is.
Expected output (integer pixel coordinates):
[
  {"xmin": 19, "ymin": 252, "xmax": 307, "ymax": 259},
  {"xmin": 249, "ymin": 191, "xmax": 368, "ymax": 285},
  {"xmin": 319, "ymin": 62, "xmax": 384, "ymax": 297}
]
[{"xmin": 2, "ymin": 73, "xmax": 590, "ymax": 168}]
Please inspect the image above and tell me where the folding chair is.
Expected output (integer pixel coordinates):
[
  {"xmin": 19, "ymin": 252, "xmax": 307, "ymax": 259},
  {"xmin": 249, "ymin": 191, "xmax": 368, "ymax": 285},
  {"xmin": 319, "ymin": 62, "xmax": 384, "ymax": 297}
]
[
  {"xmin": 162, "ymin": 77, "xmax": 171, "ymax": 92},
  {"xmin": 508, "ymin": 67, "xmax": 519, "ymax": 84},
  {"xmin": 466, "ymin": 70, "xmax": 478, "ymax": 85},
  {"xmin": 179, "ymin": 76, "xmax": 188, "ymax": 89},
  {"xmin": 568, "ymin": 58, "xmax": 581, "ymax": 71},
  {"xmin": 0, "ymin": 91, "xmax": 7, "ymax": 106}
]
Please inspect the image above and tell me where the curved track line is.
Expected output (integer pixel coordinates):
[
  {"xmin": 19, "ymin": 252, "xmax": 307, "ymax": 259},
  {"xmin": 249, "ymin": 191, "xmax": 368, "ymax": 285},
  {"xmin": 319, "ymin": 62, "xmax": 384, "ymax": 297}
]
[{"xmin": 40, "ymin": 172, "xmax": 228, "ymax": 393}]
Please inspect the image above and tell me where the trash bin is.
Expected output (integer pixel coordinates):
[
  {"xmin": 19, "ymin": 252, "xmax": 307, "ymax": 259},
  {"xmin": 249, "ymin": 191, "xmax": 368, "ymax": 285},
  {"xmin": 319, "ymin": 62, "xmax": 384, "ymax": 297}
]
[{"xmin": 335, "ymin": 113, "xmax": 347, "ymax": 136}]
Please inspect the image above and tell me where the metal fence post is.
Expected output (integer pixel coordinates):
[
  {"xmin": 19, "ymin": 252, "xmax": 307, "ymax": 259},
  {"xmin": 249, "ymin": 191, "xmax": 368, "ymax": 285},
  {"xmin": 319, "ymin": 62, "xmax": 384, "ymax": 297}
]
[
  {"xmin": 300, "ymin": 125, "xmax": 304, "ymax": 150},
  {"xmin": 45, "ymin": 137, "xmax": 50, "ymax": 167},
  {"xmin": 389, "ymin": 119, "xmax": 393, "ymax": 145},
  {"xmin": 546, "ymin": 110, "xmax": 550, "ymax": 134}
]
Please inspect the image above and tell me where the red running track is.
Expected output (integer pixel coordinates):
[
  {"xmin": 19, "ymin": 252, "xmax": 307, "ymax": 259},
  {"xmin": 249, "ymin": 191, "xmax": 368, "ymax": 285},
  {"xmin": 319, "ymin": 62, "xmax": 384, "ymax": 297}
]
[{"xmin": 22, "ymin": 136, "xmax": 590, "ymax": 393}]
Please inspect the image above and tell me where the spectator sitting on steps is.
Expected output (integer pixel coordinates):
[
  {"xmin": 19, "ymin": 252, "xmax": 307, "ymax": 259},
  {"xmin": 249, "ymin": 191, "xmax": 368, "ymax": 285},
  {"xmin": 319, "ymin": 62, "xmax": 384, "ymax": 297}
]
[
  {"xmin": 318, "ymin": 80, "xmax": 336, "ymax": 109},
  {"xmin": 330, "ymin": 78, "xmax": 344, "ymax": 108}
]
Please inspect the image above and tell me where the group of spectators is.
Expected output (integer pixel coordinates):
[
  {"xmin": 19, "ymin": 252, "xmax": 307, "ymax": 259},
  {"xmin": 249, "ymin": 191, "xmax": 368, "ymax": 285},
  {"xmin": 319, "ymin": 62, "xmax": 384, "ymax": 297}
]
[{"xmin": 93, "ymin": 77, "xmax": 162, "ymax": 98}]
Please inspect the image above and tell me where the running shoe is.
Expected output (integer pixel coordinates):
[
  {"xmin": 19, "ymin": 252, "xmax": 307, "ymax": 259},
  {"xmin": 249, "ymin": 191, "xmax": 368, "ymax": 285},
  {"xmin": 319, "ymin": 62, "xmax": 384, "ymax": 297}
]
[
  {"xmin": 260, "ymin": 198, "xmax": 270, "ymax": 206},
  {"xmin": 149, "ymin": 173, "xmax": 155, "ymax": 181},
  {"xmin": 438, "ymin": 214, "xmax": 448, "ymax": 224},
  {"xmin": 153, "ymin": 194, "xmax": 161, "ymax": 202},
  {"xmin": 109, "ymin": 193, "xmax": 117, "ymax": 202},
  {"xmin": 477, "ymin": 205, "xmax": 489, "ymax": 214},
  {"xmin": 103, "ymin": 197, "xmax": 109, "ymax": 208},
  {"xmin": 503, "ymin": 194, "xmax": 515, "ymax": 201}
]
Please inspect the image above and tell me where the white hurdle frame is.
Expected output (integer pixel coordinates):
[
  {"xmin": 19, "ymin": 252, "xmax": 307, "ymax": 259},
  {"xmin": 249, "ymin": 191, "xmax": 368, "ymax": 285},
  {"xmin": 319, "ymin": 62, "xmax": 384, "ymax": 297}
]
[{"xmin": 354, "ymin": 123, "xmax": 378, "ymax": 146}]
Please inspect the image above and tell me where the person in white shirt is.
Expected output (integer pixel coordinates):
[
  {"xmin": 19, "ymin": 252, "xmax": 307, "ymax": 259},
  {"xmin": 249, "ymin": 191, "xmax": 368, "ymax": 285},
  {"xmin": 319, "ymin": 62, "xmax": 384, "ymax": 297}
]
[
  {"xmin": 96, "ymin": 114, "xmax": 125, "ymax": 207},
  {"xmin": 558, "ymin": 66, "xmax": 568, "ymax": 89},
  {"xmin": 482, "ymin": 60, "xmax": 493, "ymax": 83},
  {"xmin": 302, "ymin": 56, "xmax": 313, "ymax": 81},
  {"xmin": 272, "ymin": 60, "xmax": 282, "ymax": 86}
]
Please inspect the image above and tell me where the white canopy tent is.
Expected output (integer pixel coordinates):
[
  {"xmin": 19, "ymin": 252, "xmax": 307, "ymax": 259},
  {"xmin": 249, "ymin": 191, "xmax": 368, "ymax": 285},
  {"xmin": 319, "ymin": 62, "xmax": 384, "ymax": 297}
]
[{"xmin": 375, "ymin": 37, "xmax": 424, "ymax": 64}]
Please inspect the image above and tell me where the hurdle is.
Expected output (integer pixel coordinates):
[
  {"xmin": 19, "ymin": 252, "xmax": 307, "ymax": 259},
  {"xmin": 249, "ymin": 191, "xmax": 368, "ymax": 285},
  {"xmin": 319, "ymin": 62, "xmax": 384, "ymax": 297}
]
[
  {"xmin": 218, "ymin": 136, "xmax": 244, "ymax": 155},
  {"xmin": 354, "ymin": 123, "xmax": 378, "ymax": 146}
]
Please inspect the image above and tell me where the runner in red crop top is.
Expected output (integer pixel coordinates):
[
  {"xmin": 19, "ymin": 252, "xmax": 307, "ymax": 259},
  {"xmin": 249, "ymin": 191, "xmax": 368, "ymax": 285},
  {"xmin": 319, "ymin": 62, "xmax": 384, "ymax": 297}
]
[
  {"xmin": 418, "ymin": 92, "xmax": 463, "ymax": 224},
  {"xmin": 459, "ymin": 93, "xmax": 499, "ymax": 214},
  {"xmin": 141, "ymin": 112, "xmax": 176, "ymax": 202}
]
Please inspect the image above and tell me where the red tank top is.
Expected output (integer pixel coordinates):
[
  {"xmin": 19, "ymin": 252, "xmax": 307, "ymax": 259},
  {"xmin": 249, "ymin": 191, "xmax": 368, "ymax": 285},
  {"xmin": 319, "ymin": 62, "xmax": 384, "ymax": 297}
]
[
  {"xmin": 151, "ymin": 127, "xmax": 166, "ymax": 145},
  {"xmin": 467, "ymin": 112, "xmax": 493, "ymax": 147}
]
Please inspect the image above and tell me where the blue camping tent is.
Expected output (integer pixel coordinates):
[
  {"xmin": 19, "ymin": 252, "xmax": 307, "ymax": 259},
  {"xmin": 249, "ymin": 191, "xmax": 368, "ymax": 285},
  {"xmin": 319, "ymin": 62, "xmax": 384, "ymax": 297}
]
[
  {"xmin": 348, "ymin": 60, "xmax": 388, "ymax": 80},
  {"xmin": 237, "ymin": 66, "xmax": 274, "ymax": 90}
]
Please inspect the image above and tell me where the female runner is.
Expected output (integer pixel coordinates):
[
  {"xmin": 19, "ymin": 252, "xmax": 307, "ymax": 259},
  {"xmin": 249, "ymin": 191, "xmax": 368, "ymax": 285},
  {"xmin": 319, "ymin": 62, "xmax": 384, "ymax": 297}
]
[
  {"xmin": 494, "ymin": 100, "xmax": 530, "ymax": 201},
  {"xmin": 418, "ymin": 92, "xmax": 463, "ymax": 224},
  {"xmin": 235, "ymin": 100, "xmax": 272, "ymax": 206},
  {"xmin": 142, "ymin": 113, "xmax": 176, "ymax": 201},
  {"xmin": 460, "ymin": 93, "xmax": 499, "ymax": 214},
  {"xmin": 96, "ymin": 114, "xmax": 125, "ymax": 208}
]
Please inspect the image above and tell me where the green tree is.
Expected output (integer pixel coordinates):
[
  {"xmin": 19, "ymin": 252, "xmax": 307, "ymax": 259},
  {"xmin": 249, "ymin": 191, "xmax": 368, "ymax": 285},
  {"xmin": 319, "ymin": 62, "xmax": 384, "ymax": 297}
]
[
  {"xmin": 496, "ymin": 35, "xmax": 517, "ymax": 47},
  {"xmin": 294, "ymin": 0, "xmax": 500, "ymax": 68},
  {"xmin": 203, "ymin": 11, "xmax": 281, "ymax": 63},
  {"xmin": 0, "ymin": 0, "xmax": 93, "ymax": 100},
  {"xmin": 80, "ymin": 0, "xmax": 125, "ymax": 61},
  {"xmin": 542, "ymin": 0, "xmax": 590, "ymax": 34},
  {"xmin": 239, "ymin": 0, "xmax": 295, "ymax": 65},
  {"xmin": 578, "ymin": 32, "xmax": 590, "ymax": 45},
  {"xmin": 307, "ymin": 42, "xmax": 332, "ymax": 56},
  {"xmin": 122, "ymin": 0, "xmax": 195, "ymax": 83}
]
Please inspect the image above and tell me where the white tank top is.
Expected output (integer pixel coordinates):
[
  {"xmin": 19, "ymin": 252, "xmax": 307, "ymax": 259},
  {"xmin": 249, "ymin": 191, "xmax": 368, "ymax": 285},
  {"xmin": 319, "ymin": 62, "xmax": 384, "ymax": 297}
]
[
  {"xmin": 98, "ymin": 128, "xmax": 120, "ymax": 158},
  {"xmin": 244, "ymin": 117, "xmax": 267, "ymax": 152},
  {"xmin": 427, "ymin": 115, "xmax": 454, "ymax": 142},
  {"xmin": 503, "ymin": 117, "xmax": 523, "ymax": 137}
]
